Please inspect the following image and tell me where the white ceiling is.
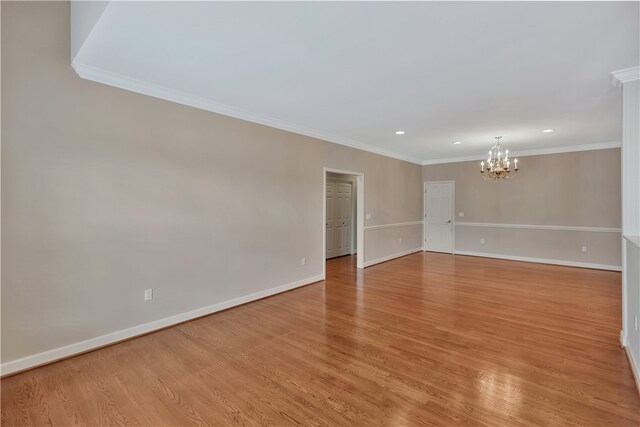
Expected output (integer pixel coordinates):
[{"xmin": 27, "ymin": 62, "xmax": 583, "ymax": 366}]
[{"xmin": 72, "ymin": 1, "xmax": 639, "ymax": 164}]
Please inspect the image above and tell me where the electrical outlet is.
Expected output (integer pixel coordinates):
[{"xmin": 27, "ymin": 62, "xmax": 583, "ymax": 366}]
[
  {"xmin": 399, "ymin": 238, "xmax": 402, "ymax": 245},
  {"xmin": 301, "ymin": 257, "xmax": 306, "ymax": 265},
  {"xmin": 480, "ymin": 238, "xmax": 485, "ymax": 244},
  {"xmin": 144, "ymin": 288, "xmax": 153, "ymax": 301},
  {"xmin": 581, "ymin": 246, "xmax": 587, "ymax": 253},
  {"xmin": 635, "ymin": 315, "xmax": 638, "ymax": 331},
  {"xmin": 366, "ymin": 213, "xmax": 371, "ymax": 220},
  {"xmin": 459, "ymin": 212, "xmax": 465, "ymax": 217}
]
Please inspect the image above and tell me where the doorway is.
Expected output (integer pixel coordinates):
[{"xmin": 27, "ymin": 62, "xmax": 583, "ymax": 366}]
[
  {"xmin": 323, "ymin": 168, "xmax": 364, "ymax": 276},
  {"xmin": 424, "ymin": 181, "xmax": 454, "ymax": 254}
]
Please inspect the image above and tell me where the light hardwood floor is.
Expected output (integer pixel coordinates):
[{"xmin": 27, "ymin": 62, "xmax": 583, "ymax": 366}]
[{"xmin": 1, "ymin": 253, "xmax": 638, "ymax": 426}]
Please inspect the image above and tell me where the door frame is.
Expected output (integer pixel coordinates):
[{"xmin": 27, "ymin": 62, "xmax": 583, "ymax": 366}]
[
  {"xmin": 423, "ymin": 180, "xmax": 455, "ymax": 254},
  {"xmin": 323, "ymin": 168, "xmax": 364, "ymax": 276}
]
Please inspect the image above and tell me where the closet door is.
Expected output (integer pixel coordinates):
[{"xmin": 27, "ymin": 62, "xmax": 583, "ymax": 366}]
[{"xmin": 326, "ymin": 180, "xmax": 352, "ymax": 259}]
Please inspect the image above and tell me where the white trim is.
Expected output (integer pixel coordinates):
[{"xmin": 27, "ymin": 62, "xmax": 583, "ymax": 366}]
[
  {"xmin": 623, "ymin": 345, "xmax": 640, "ymax": 396},
  {"xmin": 422, "ymin": 183, "xmax": 426, "ymax": 252},
  {"xmin": 323, "ymin": 168, "xmax": 365, "ymax": 273},
  {"xmin": 326, "ymin": 177, "xmax": 356, "ymax": 255},
  {"xmin": 455, "ymin": 251, "xmax": 621, "ymax": 271},
  {"xmin": 622, "ymin": 238, "xmax": 629, "ymax": 357},
  {"xmin": 72, "ymin": 62, "xmax": 422, "ymax": 165},
  {"xmin": 455, "ymin": 222, "xmax": 621, "ymax": 233},
  {"xmin": 423, "ymin": 180, "xmax": 455, "ymax": 254},
  {"xmin": 621, "ymin": 330, "xmax": 628, "ymax": 347},
  {"xmin": 421, "ymin": 141, "xmax": 621, "ymax": 165},
  {"xmin": 0, "ymin": 274, "xmax": 325, "ymax": 376},
  {"xmin": 611, "ymin": 66, "xmax": 640, "ymax": 86},
  {"xmin": 620, "ymin": 66, "xmax": 640, "ymax": 377},
  {"xmin": 624, "ymin": 235, "xmax": 640, "ymax": 248},
  {"xmin": 363, "ymin": 248, "xmax": 422, "ymax": 268},
  {"xmin": 71, "ymin": 62, "xmax": 628, "ymax": 167},
  {"xmin": 363, "ymin": 221, "xmax": 423, "ymax": 231}
]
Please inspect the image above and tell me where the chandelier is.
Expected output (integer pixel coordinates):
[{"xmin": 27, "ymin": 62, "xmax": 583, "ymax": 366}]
[{"xmin": 480, "ymin": 136, "xmax": 518, "ymax": 180}]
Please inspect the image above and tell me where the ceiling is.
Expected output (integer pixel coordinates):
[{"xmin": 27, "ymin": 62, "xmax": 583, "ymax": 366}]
[{"xmin": 72, "ymin": 1, "xmax": 639, "ymax": 165}]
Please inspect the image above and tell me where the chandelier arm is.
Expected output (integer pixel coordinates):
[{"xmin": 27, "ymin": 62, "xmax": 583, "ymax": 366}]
[{"xmin": 479, "ymin": 136, "xmax": 519, "ymax": 180}]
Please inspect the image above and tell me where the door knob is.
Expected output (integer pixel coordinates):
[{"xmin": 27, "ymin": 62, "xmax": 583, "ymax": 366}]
[{"xmin": 447, "ymin": 220, "xmax": 451, "ymax": 223}]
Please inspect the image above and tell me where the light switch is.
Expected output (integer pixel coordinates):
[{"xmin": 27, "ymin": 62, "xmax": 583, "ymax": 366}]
[
  {"xmin": 366, "ymin": 213, "xmax": 371, "ymax": 220},
  {"xmin": 459, "ymin": 212, "xmax": 465, "ymax": 217}
]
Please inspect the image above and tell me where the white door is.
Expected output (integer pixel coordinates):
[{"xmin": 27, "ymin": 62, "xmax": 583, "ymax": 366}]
[
  {"xmin": 326, "ymin": 180, "xmax": 353, "ymax": 259},
  {"xmin": 424, "ymin": 181, "xmax": 454, "ymax": 253}
]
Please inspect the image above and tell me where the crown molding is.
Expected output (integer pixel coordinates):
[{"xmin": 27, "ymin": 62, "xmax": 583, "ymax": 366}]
[
  {"xmin": 611, "ymin": 66, "xmax": 640, "ymax": 87},
  {"xmin": 421, "ymin": 141, "xmax": 621, "ymax": 166},
  {"xmin": 72, "ymin": 62, "xmax": 423, "ymax": 165},
  {"xmin": 71, "ymin": 62, "xmax": 625, "ymax": 167}
]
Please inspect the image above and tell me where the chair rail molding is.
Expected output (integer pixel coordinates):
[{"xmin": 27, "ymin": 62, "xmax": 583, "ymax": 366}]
[
  {"xmin": 611, "ymin": 66, "xmax": 640, "ymax": 86},
  {"xmin": 364, "ymin": 221, "xmax": 423, "ymax": 231},
  {"xmin": 455, "ymin": 222, "xmax": 621, "ymax": 233}
]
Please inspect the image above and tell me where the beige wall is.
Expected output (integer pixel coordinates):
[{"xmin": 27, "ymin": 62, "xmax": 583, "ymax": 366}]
[
  {"xmin": 1, "ymin": 2, "xmax": 422, "ymax": 364},
  {"xmin": 422, "ymin": 149, "xmax": 622, "ymax": 267},
  {"xmin": 324, "ymin": 173, "xmax": 423, "ymax": 264}
]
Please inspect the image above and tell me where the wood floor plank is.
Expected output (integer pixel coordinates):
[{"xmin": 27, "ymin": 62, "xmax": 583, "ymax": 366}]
[{"xmin": 2, "ymin": 253, "xmax": 638, "ymax": 426}]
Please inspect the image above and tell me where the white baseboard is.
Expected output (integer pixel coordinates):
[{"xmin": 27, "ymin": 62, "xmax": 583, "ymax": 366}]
[
  {"xmin": 623, "ymin": 344, "xmax": 640, "ymax": 396},
  {"xmin": 364, "ymin": 248, "xmax": 422, "ymax": 267},
  {"xmin": 454, "ymin": 251, "xmax": 622, "ymax": 271},
  {"xmin": 1, "ymin": 274, "xmax": 325, "ymax": 377}
]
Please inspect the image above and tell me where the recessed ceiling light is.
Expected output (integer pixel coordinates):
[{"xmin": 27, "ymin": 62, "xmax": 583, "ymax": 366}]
[
  {"xmin": 452, "ymin": 141, "xmax": 462, "ymax": 145},
  {"xmin": 395, "ymin": 130, "xmax": 405, "ymax": 135},
  {"xmin": 542, "ymin": 129, "xmax": 555, "ymax": 133}
]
